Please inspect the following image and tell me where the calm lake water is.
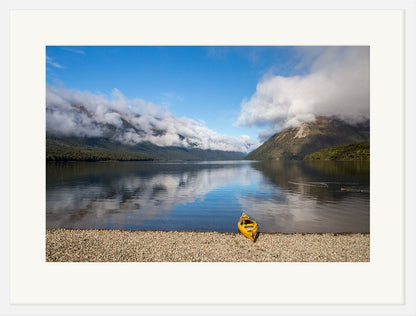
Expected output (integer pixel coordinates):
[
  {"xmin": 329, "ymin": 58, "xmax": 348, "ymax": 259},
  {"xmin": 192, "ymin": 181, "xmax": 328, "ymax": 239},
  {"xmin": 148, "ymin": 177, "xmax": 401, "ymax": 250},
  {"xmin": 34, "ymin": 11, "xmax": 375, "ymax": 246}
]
[{"xmin": 46, "ymin": 160, "xmax": 370, "ymax": 233}]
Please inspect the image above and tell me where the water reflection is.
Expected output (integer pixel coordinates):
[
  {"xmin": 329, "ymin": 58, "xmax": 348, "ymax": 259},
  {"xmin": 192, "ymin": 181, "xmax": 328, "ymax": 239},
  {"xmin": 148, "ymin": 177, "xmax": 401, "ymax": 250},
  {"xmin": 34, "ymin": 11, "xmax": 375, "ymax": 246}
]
[
  {"xmin": 238, "ymin": 161, "xmax": 369, "ymax": 232},
  {"xmin": 46, "ymin": 161, "xmax": 369, "ymax": 233}
]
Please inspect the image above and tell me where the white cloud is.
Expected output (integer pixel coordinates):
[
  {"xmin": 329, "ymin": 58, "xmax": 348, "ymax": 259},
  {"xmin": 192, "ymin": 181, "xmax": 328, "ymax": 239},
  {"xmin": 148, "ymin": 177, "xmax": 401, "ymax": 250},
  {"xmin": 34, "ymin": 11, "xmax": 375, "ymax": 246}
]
[
  {"xmin": 46, "ymin": 56, "xmax": 63, "ymax": 69},
  {"xmin": 46, "ymin": 85, "xmax": 259, "ymax": 153},
  {"xmin": 60, "ymin": 47, "xmax": 85, "ymax": 54},
  {"xmin": 237, "ymin": 47, "xmax": 370, "ymax": 138}
]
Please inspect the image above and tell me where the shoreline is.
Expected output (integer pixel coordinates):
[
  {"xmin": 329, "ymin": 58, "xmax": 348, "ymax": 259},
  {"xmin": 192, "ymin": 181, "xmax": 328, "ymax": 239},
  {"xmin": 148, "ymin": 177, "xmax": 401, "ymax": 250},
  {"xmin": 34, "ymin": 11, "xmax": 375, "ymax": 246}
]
[
  {"xmin": 46, "ymin": 229, "xmax": 369, "ymax": 262},
  {"xmin": 47, "ymin": 227, "xmax": 370, "ymax": 234}
]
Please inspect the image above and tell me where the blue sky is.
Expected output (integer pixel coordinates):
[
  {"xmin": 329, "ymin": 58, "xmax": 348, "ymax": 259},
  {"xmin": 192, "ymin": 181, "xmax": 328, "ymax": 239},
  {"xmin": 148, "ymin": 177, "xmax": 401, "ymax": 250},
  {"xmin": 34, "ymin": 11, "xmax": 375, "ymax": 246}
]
[{"xmin": 46, "ymin": 46, "xmax": 302, "ymax": 140}]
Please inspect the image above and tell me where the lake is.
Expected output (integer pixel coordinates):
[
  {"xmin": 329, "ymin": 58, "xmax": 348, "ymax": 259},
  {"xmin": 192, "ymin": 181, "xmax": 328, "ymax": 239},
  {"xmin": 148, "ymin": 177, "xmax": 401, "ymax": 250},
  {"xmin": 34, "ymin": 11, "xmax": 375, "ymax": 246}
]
[{"xmin": 46, "ymin": 160, "xmax": 370, "ymax": 233}]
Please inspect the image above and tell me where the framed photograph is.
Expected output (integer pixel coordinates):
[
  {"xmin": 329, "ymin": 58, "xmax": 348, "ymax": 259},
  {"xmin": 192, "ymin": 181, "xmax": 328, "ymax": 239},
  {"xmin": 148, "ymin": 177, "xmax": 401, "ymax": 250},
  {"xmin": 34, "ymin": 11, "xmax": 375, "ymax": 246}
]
[{"xmin": 3, "ymin": 1, "xmax": 415, "ymax": 315}]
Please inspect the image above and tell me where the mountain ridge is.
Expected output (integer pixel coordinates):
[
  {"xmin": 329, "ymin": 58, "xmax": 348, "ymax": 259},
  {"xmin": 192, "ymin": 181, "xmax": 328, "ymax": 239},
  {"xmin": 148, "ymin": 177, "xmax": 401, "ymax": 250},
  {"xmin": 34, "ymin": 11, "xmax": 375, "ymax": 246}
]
[
  {"xmin": 46, "ymin": 87, "xmax": 256, "ymax": 154},
  {"xmin": 46, "ymin": 96, "xmax": 248, "ymax": 161},
  {"xmin": 46, "ymin": 135, "xmax": 246, "ymax": 161},
  {"xmin": 245, "ymin": 116, "xmax": 370, "ymax": 161}
]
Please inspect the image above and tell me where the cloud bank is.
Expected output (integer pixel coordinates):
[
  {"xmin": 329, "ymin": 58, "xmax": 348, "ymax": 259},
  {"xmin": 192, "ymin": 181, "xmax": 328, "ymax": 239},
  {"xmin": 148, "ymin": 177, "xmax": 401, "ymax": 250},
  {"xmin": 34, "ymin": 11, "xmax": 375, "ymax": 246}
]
[
  {"xmin": 46, "ymin": 85, "xmax": 259, "ymax": 153},
  {"xmin": 237, "ymin": 47, "xmax": 370, "ymax": 139}
]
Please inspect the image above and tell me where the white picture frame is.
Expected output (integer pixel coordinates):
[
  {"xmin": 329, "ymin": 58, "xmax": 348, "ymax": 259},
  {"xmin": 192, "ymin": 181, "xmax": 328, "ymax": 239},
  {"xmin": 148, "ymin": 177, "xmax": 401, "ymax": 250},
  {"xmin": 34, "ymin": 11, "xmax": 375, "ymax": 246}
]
[{"xmin": 2, "ymin": 0, "xmax": 415, "ymax": 315}]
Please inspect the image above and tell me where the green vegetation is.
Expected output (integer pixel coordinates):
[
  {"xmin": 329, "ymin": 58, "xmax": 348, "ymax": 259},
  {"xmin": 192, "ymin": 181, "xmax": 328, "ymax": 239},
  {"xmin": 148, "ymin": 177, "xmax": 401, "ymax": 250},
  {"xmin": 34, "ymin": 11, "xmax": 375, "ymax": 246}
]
[
  {"xmin": 46, "ymin": 135, "xmax": 156, "ymax": 161},
  {"xmin": 46, "ymin": 135, "xmax": 245, "ymax": 162},
  {"xmin": 46, "ymin": 146, "xmax": 155, "ymax": 162},
  {"xmin": 303, "ymin": 141, "xmax": 370, "ymax": 161}
]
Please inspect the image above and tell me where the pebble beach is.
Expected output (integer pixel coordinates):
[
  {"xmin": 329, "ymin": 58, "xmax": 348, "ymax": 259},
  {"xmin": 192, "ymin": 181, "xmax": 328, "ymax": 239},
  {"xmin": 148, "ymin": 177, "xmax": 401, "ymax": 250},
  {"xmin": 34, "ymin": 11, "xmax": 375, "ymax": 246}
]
[{"xmin": 46, "ymin": 229, "xmax": 370, "ymax": 262}]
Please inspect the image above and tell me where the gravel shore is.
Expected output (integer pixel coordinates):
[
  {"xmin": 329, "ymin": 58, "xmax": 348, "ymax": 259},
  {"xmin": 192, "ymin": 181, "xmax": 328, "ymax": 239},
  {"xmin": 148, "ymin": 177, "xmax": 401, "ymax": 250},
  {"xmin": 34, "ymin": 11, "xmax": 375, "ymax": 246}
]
[{"xmin": 46, "ymin": 229, "xmax": 370, "ymax": 262}]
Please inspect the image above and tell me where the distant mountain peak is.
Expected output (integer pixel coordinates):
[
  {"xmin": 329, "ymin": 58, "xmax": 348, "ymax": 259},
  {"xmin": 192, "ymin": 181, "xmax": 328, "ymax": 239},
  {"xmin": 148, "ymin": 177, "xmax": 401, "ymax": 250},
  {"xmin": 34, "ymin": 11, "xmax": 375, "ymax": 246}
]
[{"xmin": 245, "ymin": 116, "xmax": 370, "ymax": 160}]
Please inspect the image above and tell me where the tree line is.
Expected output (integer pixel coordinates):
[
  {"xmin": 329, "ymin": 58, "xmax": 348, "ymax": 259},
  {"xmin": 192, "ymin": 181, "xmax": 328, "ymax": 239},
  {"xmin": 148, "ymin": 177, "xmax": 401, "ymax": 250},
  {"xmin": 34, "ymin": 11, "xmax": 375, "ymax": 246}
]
[{"xmin": 46, "ymin": 146, "xmax": 155, "ymax": 162}]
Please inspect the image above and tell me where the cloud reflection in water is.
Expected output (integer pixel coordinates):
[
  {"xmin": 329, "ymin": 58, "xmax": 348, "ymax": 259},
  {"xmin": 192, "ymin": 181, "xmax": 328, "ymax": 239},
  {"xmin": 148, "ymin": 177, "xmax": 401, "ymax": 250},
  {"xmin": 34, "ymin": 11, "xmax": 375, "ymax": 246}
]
[{"xmin": 46, "ymin": 161, "xmax": 369, "ymax": 233}]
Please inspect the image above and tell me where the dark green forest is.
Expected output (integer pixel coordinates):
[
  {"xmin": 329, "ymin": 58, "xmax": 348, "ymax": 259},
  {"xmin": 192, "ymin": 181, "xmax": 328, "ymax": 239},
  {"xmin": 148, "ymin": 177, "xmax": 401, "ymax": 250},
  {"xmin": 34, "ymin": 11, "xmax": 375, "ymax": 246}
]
[
  {"xmin": 46, "ymin": 146, "xmax": 155, "ymax": 162},
  {"xmin": 303, "ymin": 141, "xmax": 370, "ymax": 161},
  {"xmin": 46, "ymin": 135, "xmax": 245, "ymax": 161}
]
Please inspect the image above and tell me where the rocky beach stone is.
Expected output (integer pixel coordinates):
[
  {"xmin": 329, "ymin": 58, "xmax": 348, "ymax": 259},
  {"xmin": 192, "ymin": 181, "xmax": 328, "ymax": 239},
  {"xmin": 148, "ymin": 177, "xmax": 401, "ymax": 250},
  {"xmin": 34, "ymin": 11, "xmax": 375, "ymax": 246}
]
[{"xmin": 46, "ymin": 229, "xmax": 370, "ymax": 262}]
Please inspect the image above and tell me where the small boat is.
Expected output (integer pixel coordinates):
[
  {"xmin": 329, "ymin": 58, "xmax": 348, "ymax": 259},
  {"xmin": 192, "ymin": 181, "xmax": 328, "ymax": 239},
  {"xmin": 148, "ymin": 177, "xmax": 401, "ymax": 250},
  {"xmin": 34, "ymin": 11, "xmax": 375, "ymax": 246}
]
[{"xmin": 238, "ymin": 212, "xmax": 258, "ymax": 242}]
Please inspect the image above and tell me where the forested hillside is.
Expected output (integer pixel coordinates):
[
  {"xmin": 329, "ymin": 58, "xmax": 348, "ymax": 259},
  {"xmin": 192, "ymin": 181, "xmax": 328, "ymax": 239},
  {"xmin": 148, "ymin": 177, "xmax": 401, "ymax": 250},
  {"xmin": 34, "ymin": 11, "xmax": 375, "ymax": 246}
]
[{"xmin": 303, "ymin": 141, "xmax": 370, "ymax": 161}]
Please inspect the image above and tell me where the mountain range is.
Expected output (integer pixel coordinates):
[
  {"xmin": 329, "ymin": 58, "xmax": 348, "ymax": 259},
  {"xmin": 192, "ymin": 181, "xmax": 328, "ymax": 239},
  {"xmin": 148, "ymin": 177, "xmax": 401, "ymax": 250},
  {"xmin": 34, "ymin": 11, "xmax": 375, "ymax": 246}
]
[
  {"xmin": 46, "ymin": 102, "xmax": 247, "ymax": 161},
  {"xmin": 46, "ymin": 99, "xmax": 369, "ymax": 161},
  {"xmin": 245, "ymin": 116, "xmax": 370, "ymax": 160},
  {"xmin": 46, "ymin": 135, "xmax": 245, "ymax": 161}
]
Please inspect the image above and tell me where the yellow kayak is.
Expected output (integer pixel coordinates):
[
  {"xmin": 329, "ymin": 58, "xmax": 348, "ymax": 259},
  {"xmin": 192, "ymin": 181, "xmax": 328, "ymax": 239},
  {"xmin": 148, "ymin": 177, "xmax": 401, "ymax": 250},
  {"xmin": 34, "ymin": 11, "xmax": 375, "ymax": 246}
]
[{"xmin": 238, "ymin": 212, "xmax": 258, "ymax": 242}]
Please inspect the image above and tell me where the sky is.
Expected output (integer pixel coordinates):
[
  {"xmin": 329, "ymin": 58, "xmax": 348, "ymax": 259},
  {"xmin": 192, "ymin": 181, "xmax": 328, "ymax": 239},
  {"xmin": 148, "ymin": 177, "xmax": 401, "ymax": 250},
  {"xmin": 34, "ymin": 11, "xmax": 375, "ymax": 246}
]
[{"xmin": 46, "ymin": 46, "xmax": 370, "ymax": 152}]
